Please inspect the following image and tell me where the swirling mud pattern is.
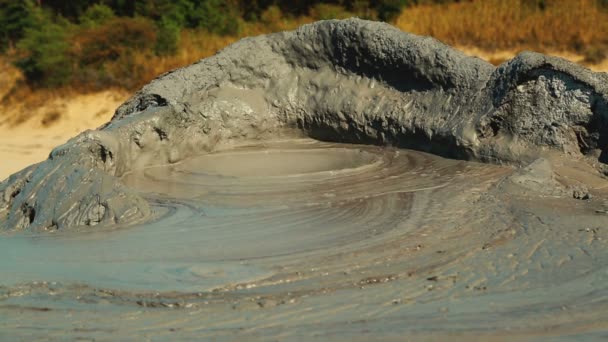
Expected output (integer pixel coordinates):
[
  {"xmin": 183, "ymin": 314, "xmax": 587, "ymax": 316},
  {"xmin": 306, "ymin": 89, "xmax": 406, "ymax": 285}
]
[
  {"xmin": 2, "ymin": 19, "xmax": 608, "ymax": 340},
  {"xmin": 2, "ymin": 139, "xmax": 608, "ymax": 340}
]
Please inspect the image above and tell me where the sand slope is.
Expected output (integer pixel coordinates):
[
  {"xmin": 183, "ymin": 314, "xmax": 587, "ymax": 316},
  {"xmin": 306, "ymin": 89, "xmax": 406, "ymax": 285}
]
[{"xmin": 0, "ymin": 91, "xmax": 128, "ymax": 180}]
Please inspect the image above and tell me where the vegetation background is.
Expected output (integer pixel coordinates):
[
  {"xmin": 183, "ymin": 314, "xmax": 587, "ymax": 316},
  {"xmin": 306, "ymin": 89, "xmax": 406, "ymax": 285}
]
[{"xmin": 1, "ymin": 0, "xmax": 607, "ymax": 117}]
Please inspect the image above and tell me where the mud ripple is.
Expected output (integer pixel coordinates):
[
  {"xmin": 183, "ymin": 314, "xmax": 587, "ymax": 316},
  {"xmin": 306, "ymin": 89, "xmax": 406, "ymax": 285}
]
[{"xmin": 2, "ymin": 140, "xmax": 608, "ymax": 340}]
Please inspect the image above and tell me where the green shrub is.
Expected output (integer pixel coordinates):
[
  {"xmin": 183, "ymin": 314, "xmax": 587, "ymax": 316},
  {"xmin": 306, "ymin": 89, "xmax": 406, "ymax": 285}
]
[
  {"xmin": 309, "ymin": 4, "xmax": 354, "ymax": 20},
  {"xmin": 0, "ymin": 0, "xmax": 36, "ymax": 51},
  {"xmin": 37, "ymin": 0, "xmax": 97, "ymax": 21},
  {"xmin": 155, "ymin": 16, "xmax": 181, "ymax": 56},
  {"xmin": 375, "ymin": 0, "xmax": 411, "ymax": 21},
  {"xmin": 15, "ymin": 8, "xmax": 72, "ymax": 87},
  {"xmin": 135, "ymin": 0, "xmax": 193, "ymax": 27},
  {"xmin": 80, "ymin": 4, "xmax": 116, "ymax": 28},
  {"xmin": 194, "ymin": 0, "xmax": 242, "ymax": 35}
]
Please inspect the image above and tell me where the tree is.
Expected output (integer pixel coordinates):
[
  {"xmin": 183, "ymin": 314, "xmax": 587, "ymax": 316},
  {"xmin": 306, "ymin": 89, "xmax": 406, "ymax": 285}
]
[
  {"xmin": 80, "ymin": 3, "xmax": 116, "ymax": 28},
  {"xmin": 103, "ymin": 0, "xmax": 136, "ymax": 17},
  {"xmin": 135, "ymin": 0, "xmax": 193, "ymax": 26},
  {"xmin": 15, "ymin": 7, "xmax": 72, "ymax": 87},
  {"xmin": 193, "ymin": 0, "xmax": 242, "ymax": 35},
  {"xmin": 155, "ymin": 16, "xmax": 181, "ymax": 56},
  {"xmin": 0, "ymin": 0, "xmax": 36, "ymax": 51},
  {"xmin": 40, "ymin": 0, "xmax": 97, "ymax": 21},
  {"xmin": 373, "ymin": 0, "xmax": 411, "ymax": 21}
]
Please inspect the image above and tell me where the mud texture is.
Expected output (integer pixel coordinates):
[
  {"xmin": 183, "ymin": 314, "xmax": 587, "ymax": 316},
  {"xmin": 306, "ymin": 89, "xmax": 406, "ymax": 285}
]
[
  {"xmin": 0, "ymin": 18, "xmax": 607, "ymax": 231},
  {"xmin": 1, "ymin": 139, "xmax": 608, "ymax": 340},
  {"xmin": 1, "ymin": 18, "xmax": 608, "ymax": 340}
]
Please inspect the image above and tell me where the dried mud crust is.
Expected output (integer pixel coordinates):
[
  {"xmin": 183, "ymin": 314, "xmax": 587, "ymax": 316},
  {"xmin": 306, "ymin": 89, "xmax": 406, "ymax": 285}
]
[{"xmin": 1, "ymin": 18, "xmax": 607, "ymax": 231}]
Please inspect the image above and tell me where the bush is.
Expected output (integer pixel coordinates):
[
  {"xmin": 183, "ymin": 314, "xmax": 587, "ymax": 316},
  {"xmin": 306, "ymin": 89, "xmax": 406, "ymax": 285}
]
[
  {"xmin": 309, "ymin": 4, "xmax": 354, "ymax": 20},
  {"xmin": 79, "ymin": 4, "xmax": 116, "ymax": 28},
  {"xmin": 37, "ymin": 0, "xmax": 97, "ymax": 21},
  {"xmin": 351, "ymin": 0, "xmax": 379, "ymax": 20},
  {"xmin": 194, "ymin": 0, "xmax": 242, "ymax": 35},
  {"xmin": 136, "ymin": 0, "xmax": 195, "ymax": 27},
  {"xmin": 74, "ymin": 17, "xmax": 156, "ymax": 65},
  {"xmin": 259, "ymin": 5, "xmax": 283, "ymax": 31},
  {"xmin": 375, "ymin": 0, "xmax": 411, "ymax": 21},
  {"xmin": 15, "ymin": 9, "xmax": 72, "ymax": 87},
  {"xmin": 260, "ymin": 5, "xmax": 283, "ymax": 25},
  {"xmin": 71, "ymin": 17, "xmax": 157, "ymax": 89},
  {"xmin": 155, "ymin": 17, "xmax": 181, "ymax": 56},
  {"xmin": 583, "ymin": 45, "xmax": 607, "ymax": 64},
  {"xmin": 0, "ymin": 0, "xmax": 36, "ymax": 51}
]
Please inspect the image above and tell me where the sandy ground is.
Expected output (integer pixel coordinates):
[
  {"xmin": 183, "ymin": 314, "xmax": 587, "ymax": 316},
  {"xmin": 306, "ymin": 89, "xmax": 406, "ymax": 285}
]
[{"xmin": 0, "ymin": 90, "xmax": 128, "ymax": 180}]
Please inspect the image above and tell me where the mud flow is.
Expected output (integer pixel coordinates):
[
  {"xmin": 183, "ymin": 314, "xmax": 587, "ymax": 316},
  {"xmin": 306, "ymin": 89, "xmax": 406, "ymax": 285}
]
[{"xmin": 2, "ymin": 139, "xmax": 607, "ymax": 340}]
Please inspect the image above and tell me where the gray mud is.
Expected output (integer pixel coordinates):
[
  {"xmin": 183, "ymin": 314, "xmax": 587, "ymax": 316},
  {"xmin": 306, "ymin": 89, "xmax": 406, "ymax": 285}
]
[{"xmin": 1, "ymin": 19, "xmax": 608, "ymax": 340}]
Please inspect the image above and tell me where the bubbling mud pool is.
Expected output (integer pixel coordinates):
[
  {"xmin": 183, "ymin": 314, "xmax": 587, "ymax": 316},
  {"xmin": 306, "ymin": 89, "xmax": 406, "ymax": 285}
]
[{"xmin": 2, "ymin": 139, "xmax": 608, "ymax": 340}]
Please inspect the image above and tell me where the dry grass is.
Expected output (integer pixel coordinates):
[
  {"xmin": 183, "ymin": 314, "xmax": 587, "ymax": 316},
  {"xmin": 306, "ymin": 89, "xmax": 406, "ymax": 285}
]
[
  {"xmin": 395, "ymin": 0, "xmax": 608, "ymax": 55},
  {"xmin": 131, "ymin": 13, "xmax": 315, "ymax": 86},
  {"xmin": 127, "ymin": 31, "xmax": 239, "ymax": 87}
]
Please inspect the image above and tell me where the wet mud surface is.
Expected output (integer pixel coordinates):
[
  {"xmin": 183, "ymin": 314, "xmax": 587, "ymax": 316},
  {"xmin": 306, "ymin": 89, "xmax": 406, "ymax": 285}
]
[{"xmin": 2, "ymin": 139, "xmax": 608, "ymax": 340}]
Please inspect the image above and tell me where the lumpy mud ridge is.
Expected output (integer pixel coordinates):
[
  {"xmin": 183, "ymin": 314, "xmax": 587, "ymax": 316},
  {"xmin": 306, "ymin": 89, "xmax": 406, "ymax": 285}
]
[{"xmin": 1, "ymin": 19, "xmax": 608, "ymax": 340}]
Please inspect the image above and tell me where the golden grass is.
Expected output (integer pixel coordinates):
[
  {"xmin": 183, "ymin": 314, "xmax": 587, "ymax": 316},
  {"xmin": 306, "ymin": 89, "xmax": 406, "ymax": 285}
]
[
  {"xmin": 130, "ymin": 32, "xmax": 238, "ymax": 85},
  {"xmin": 395, "ymin": 0, "xmax": 608, "ymax": 55},
  {"xmin": 134, "ymin": 14, "xmax": 316, "ymax": 85}
]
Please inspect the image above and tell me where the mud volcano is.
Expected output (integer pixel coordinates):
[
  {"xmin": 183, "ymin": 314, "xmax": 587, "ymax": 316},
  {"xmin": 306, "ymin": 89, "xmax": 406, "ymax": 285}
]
[{"xmin": 2, "ymin": 19, "xmax": 608, "ymax": 340}]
